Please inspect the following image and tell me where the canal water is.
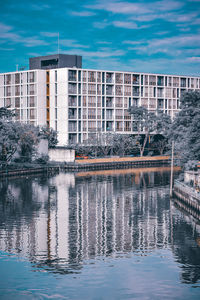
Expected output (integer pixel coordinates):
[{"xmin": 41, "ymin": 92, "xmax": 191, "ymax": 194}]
[{"xmin": 0, "ymin": 167, "xmax": 200, "ymax": 299}]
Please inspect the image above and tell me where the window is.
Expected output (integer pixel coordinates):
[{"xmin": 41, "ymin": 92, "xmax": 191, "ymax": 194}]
[
  {"xmin": 68, "ymin": 83, "xmax": 77, "ymax": 94},
  {"xmin": 15, "ymin": 73, "xmax": 20, "ymax": 84},
  {"xmin": 115, "ymin": 109, "xmax": 123, "ymax": 119},
  {"xmin": 28, "ymin": 72, "xmax": 35, "ymax": 83},
  {"xmin": 124, "ymin": 109, "xmax": 131, "ymax": 120},
  {"xmin": 68, "ymin": 70, "xmax": 77, "ymax": 81},
  {"xmin": 149, "ymin": 75, "xmax": 156, "ymax": 86},
  {"xmin": 68, "ymin": 96, "xmax": 77, "ymax": 106},
  {"xmin": 115, "ymin": 73, "xmax": 123, "ymax": 84},
  {"xmin": 115, "ymin": 97, "xmax": 123, "ymax": 107},
  {"xmin": 106, "ymin": 72, "xmax": 114, "ymax": 83},
  {"xmin": 124, "ymin": 74, "xmax": 131, "ymax": 84},
  {"xmin": 29, "ymin": 97, "xmax": 35, "ymax": 107},
  {"xmin": 88, "ymin": 108, "xmax": 96, "ymax": 119},
  {"xmin": 133, "ymin": 74, "xmax": 139, "ymax": 85},
  {"xmin": 88, "ymin": 71, "xmax": 96, "ymax": 82},
  {"xmin": 88, "ymin": 96, "xmax": 96, "ymax": 107},
  {"xmin": 116, "ymin": 121, "xmax": 123, "ymax": 131},
  {"xmin": 88, "ymin": 84, "xmax": 96, "ymax": 95},
  {"xmin": 115, "ymin": 85, "xmax": 123, "ymax": 96},
  {"xmin": 124, "ymin": 85, "xmax": 131, "ymax": 96}
]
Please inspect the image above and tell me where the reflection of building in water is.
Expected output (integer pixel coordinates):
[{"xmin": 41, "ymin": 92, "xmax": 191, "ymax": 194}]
[
  {"xmin": 0, "ymin": 170, "xmax": 171, "ymax": 269},
  {"xmin": 67, "ymin": 174, "xmax": 171, "ymax": 262},
  {"xmin": 1, "ymin": 168, "xmax": 199, "ymax": 280}
]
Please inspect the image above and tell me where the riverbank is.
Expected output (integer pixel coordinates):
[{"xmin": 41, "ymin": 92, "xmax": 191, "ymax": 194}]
[
  {"xmin": 173, "ymin": 180, "xmax": 200, "ymax": 212},
  {"xmin": 0, "ymin": 155, "xmax": 171, "ymax": 178},
  {"xmin": 0, "ymin": 165, "xmax": 59, "ymax": 179},
  {"xmin": 64, "ymin": 155, "xmax": 171, "ymax": 171}
]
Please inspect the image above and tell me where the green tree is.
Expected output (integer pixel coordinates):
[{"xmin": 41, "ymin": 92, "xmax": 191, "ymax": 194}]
[
  {"xmin": 170, "ymin": 91, "xmax": 200, "ymax": 167},
  {"xmin": 0, "ymin": 107, "xmax": 58, "ymax": 165},
  {"xmin": 128, "ymin": 106, "xmax": 171, "ymax": 156},
  {"xmin": 40, "ymin": 126, "xmax": 58, "ymax": 148}
]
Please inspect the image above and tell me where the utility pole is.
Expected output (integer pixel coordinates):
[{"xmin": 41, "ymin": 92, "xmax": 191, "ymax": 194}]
[{"xmin": 170, "ymin": 140, "xmax": 174, "ymax": 197}]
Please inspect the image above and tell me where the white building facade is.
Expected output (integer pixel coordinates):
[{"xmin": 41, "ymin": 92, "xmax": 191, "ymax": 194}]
[
  {"xmin": 0, "ymin": 69, "xmax": 46, "ymax": 126},
  {"xmin": 0, "ymin": 62, "xmax": 200, "ymax": 146}
]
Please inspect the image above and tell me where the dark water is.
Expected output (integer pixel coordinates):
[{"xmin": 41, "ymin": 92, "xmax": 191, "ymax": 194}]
[{"xmin": 0, "ymin": 167, "xmax": 200, "ymax": 299}]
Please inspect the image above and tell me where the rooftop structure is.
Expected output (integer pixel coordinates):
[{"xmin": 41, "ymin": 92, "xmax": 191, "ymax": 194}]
[{"xmin": 29, "ymin": 54, "xmax": 82, "ymax": 70}]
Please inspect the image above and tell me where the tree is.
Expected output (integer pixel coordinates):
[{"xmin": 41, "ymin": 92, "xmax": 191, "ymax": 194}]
[
  {"xmin": 0, "ymin": 107, "xmax": 58, "ymax": 166},
  {"xmin": 40, "ymin": 126, "xmax": 58, "ymax": 148},
  {"xmin": 170, "ymin": 91, "xmax": 200, "ymax": 167},
  {"xmin": 128, "ymin": 106, "xmax": 171, "ymax": 156}
]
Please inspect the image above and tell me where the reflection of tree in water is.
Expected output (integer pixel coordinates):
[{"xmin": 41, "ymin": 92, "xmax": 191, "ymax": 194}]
[
  {"xmin": 0, "ymin": 177, "xmax": 48, "ymax": 224},
  {"xmin": 171, "ymin": 208, "xmax": 200, "ymax": 284},
  {"xmin": 0, "ymin": 175, "xmax": 49, "ymax": 256}
]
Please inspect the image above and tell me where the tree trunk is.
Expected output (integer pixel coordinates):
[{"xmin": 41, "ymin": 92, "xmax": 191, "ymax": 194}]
[{"xmin": 141, "ymin": 133, "xmax": 148, "ymax": 156}]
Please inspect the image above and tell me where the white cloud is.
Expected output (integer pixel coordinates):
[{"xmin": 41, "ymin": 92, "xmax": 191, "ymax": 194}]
[
  {"xmin": 40, "ymin": 32, "xmax": 58, "ymax": 37},
  {"xmin": 60, "ymin": 39, "xmax": 89, "ymax": 48},
  {"xmin": 154, "ymin": 0, "xmax": 183, "ymax": 11},
  {"xmin": 128, "ymin": 57, "xmax": 200, "ymax": 76},
  {"xmin": 30, "ymin": 3, "xmax": 50, "ymax": 11},
  {"xmin": 187, "ymin": 56, "xmax": 200, "ymax": 62},
  {"xmin": 0, "ymin": 22, "xmax": 49, "ymax": 47},
  {"xmin": 62, "ymin": 48, "xmax": 125, "ymax": 58},
  {"xmin": 155, "ymin": 31, "xmax": 170, "ymax": 35},
  {"xmin": 0, "ymin": 22, "xmax": 12, "ymax": 32},
  {"xmin": 96, "ymin": 41, "xmax": 112, "ymax": 45},
  {"xmin": 86, "ymin": 0, "xmax": 184, "ymax": 15},
  {"xmin": 123, "ymin": 33, "xmax": 200, "ymax": 58},
  {"xmin": 86, "ymin": 1, "xmax": 151, "ymax": 14},
  {"xmin": 23, "ymin": 37, "xmax": 48, "ymax": 47},
  {"xmin": 112, "ymin": 21, "xmax": 150, "ymax": 30},
  {"xmin": 70, "ymin": 11, "xmax": 96, "ymax": 16},
  {"xmin": 123, "ymin": 40, "xmax": 145, "ymax": 45},
  {"xmin": 112, "ymin": 21, "xmax": 138, "ymax": 29},
  {"xmin": 93, "ymin": 20, "xmax": 110, "ymax": 29}
]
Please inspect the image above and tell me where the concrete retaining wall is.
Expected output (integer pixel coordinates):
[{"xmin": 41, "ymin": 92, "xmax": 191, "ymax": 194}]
[{"xmin": 49, "ymin": 148, "xmax": 75, "ymax": 162}]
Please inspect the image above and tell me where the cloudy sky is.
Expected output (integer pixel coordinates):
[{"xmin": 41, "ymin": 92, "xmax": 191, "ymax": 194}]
[{"xmin": 0, "ymin": 0, "xmax": 200, "ymax": 75}]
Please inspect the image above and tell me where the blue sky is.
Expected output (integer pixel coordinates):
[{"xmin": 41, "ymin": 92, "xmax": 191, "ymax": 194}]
[{"xmin": 0, "ymin": 0, "xmax": 200, "ymax": 75}]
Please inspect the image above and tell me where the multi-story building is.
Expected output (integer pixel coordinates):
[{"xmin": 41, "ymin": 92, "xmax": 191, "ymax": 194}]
[{"xmin": 0, "ymin": 54, "xmax": 200, "ymax": 146}]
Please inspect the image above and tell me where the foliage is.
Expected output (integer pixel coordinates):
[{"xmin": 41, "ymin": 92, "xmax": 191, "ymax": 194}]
[
  {"xmin": 35, "ymin": 154, "xmax": 49, "ymax": 165},
  {"xmin": 128, "ymin": 106, "xmax": 171, "ymax": 156},
  {"xmin": 0, "ymin": 107, "xmax": 58, "ymax": 166},
  {"xmin": 170, "ymin": 91, "xmax": 200, "ymax": 167},
  {"xmin": 40, "ymin": 126, "xmax": 58, "ymax": 148},
  {"xmin": 0, "ymin": 106, "xmax": 15, "ymax": 119},
  {"xmin": 74, "ymin": 132, "xmax": 139, "ymax": 157}
]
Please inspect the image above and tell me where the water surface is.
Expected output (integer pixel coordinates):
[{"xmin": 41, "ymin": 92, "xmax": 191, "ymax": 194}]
[{"xmin": 0, "ymin": 167, "xmax": 200, "ymax": 299}]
